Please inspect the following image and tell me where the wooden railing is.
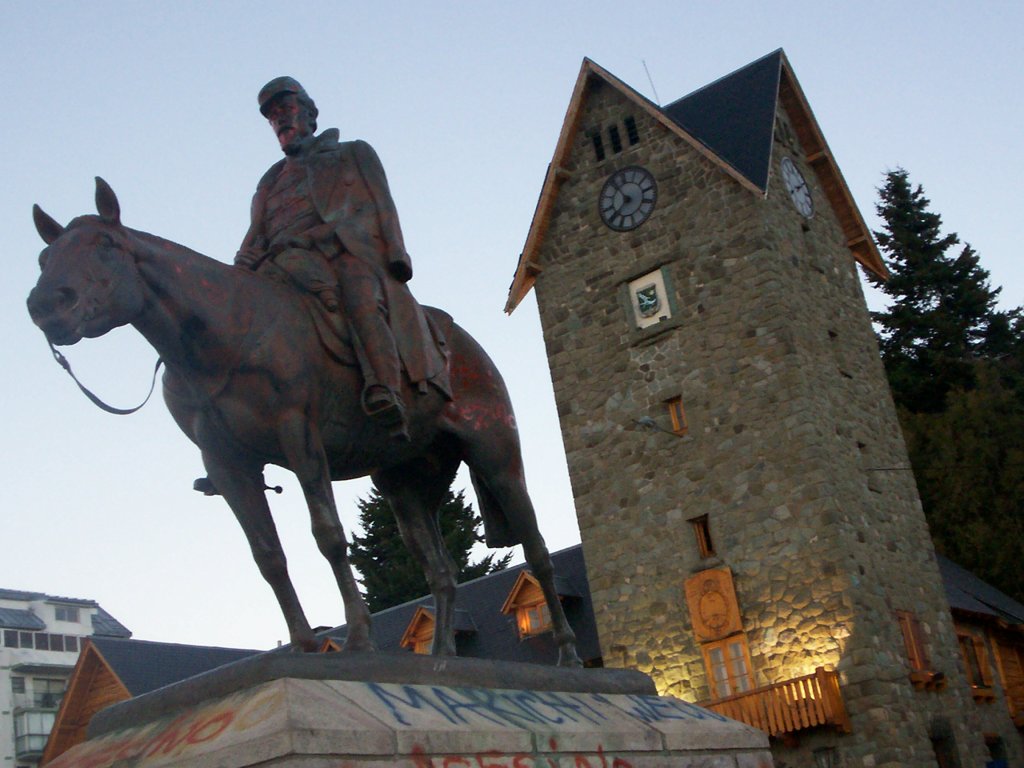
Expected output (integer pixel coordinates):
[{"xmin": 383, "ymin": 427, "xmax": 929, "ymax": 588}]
[{"xmin": 704, "ymin": 667, "xmax": 851, "ymax": 737}]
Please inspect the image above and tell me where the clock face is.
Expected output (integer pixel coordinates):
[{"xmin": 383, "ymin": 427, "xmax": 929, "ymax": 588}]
[
  {"xmin": 599, "ymin": 166, "xmax": 657, "ymax": 231},
  {"xmin": 780, "ymin": 156, "xmax": 813, "ymax": 218}
]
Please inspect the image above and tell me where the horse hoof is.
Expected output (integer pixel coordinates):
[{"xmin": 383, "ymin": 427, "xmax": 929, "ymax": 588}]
[
  {"xmin": 558, "ymin": 650, "xmax": 583, "ymax": 668},
  {"xmin": 291, "ymin": 635, "xmax": 319, "ymax": 653},
  {"xmin": 342, "ymin": 638, "xmax": 374, "ymax": 653}
]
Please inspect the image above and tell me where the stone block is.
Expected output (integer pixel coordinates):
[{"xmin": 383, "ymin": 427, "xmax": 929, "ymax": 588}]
[{"xmin": 49, "ymin": 674, "xmax": 771, "ymax": 768}]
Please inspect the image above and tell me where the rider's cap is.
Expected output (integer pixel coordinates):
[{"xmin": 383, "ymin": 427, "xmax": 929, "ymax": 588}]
[{"xmin": 258, "ymin": 76, "xmax": 308, "ymax": 116}]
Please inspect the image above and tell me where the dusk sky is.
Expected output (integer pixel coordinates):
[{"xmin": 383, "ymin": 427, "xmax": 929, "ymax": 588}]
[{"xmin": 3, "ymin": 1, "xmax": 1021, "ymax": 650}]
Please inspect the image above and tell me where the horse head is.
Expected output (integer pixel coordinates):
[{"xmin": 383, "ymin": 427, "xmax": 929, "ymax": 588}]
[{"xmin": 27, "ymin": 178, "xmax": 146, "ymax": 345}]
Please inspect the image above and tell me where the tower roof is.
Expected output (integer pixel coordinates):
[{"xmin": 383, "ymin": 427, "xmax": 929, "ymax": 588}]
[{"xmin": 505, "ymin": 50, "xmax": 887, "ymax": 313}]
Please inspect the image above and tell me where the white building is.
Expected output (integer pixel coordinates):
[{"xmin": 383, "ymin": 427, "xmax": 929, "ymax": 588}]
[{"xmin": 0, "ymin": 589, "xmax": 130, "ymax": 767}]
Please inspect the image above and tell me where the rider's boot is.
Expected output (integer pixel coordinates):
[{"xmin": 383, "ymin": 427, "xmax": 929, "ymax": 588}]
[{"xmin": 353, "ymin": 311, "xmax": 410, "ymax": 441}]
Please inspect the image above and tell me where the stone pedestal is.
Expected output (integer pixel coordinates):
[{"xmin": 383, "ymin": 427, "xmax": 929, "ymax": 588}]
[{"xmin": 48, "ymin": 653, "xmax": 771, "ymax": 767}]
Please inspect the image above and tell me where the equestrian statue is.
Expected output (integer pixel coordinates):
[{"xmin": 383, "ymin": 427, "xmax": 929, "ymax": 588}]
[{"xmin": 26, "ymin": 78, "xmax": 581, "ymax": 666}]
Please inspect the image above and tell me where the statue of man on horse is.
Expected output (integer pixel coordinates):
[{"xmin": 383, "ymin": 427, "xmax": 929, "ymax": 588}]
[{"xmin": 236, "ymin": 77, "xmax": 446, "ymax": 439}]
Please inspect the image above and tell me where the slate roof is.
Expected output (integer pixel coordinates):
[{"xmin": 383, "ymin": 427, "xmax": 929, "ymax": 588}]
[
  {"xmin": 0, "ymin": 588, "xmax": 94, "ymax": 605},
  {"xmin": 505, "ymin": 50, "xmax": 887, "ymax": 314},
  {"xmin": 0, "ymin": 588, "xmax": 131, "ymax": 637},
  {"xmin": 662, "ymin": 49, "xmax": 783, "ymax": 193},
  {"xmin": 91, "ymin": 607, "xmax": 132, "ymax": 638},
  {"xmin": 938, "ymin": 554, "xmax": 1024, "ymax": 626},
  {"xmin": 89, "ymin": 637, "xmax": 261, "ymax": 696},
  {"xmin": 0, "ymin": 608, "xmax": 46, "ymax": 630},
  {"xmin": 318, "ymin": 545, "xmax": 602, "ymax": 665}
]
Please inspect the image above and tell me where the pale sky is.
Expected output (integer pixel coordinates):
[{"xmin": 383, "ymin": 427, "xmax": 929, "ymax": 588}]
[{"xmin": 3, "ymin": 1, "xmax": 1021, "ymax": 650}]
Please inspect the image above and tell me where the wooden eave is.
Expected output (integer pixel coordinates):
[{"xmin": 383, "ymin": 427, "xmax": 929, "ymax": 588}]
[
  {"xmin": 41, "ymin": 640, "xmax": 130, "ymax": 765},
  {"xmin": 776, "ymin": 53, "xmax": 888, "ymax": 280},
  {"xmin": 399, "ymin": 606, "xmax": 435, "ymax": 649},
  {"xmin": 505, "ymin": 58, "xmax": 763, "ymax": 314},
  {"xmin": 500, "ymin": 571, "xmax": 544, "ymax": 614}
]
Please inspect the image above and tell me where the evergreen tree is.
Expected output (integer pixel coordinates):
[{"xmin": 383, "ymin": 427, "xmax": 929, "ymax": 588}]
[
  {"xmin": 871, "ymin": 168, "xmax": 1024, "ymax": 602},
  {"xmin": 870, "ymin": 168, "xmax": 1005, "ymax": 412},
  {"xmin": 349, "ymin": 488, "xmax": 513, "ymax": 612}
]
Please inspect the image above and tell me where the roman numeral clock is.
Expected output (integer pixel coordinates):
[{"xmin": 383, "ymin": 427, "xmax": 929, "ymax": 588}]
[{"xmin": 598, "ymin": 165, "xmax": 657, "ymax": 231}]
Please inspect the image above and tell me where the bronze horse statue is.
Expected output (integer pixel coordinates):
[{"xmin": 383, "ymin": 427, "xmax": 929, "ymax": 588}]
[{"xmin": 27, "ymin": 178, "xmax": 581, "ymax": 666}]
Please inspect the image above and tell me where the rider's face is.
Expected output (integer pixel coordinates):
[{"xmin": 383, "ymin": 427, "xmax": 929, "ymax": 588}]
[{"xmin": 266, "ymin": 94, "xmax": 314, "ymax": 155}]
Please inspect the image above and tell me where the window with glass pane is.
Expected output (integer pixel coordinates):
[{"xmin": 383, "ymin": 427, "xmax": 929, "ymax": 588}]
[
  {"xmin": 65, "ymin": 635, "xmax": 79, "ymax": 652},
  {"xmin": 3, "ymin": 629, "xmax": 18, "ymax": 647},
  {"xmin": 55, "ymin": 606, "xmax": 80, "ymax": 622},
  {"xmin": 11, "ymin": 676, "xmax": 25, "ymax": 693},
  {"xmin": 33, "ymin": 678, "xmax": 66, "ymax": 709},
  {"xmin": 702, "ymin": 635, "xmax": 753, "ymax": 698}
]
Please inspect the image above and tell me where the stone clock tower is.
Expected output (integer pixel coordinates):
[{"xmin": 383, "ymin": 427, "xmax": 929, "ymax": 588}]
[{"xmin": 507, "ymin": 51, "xmax": 991, "ymax": 767}]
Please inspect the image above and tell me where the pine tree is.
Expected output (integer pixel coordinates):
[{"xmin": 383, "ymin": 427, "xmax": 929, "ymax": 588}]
[
  {"xmin": 870, "ymin": 168, "xmax": 1005, "ymax": 413},
  {"xmin": 349, "ymin": 488, "xmax": 513, "ymax": 612},
  {"xmin": 871, "ymin": 168, "xmax": 1024, "ymax": 602}
]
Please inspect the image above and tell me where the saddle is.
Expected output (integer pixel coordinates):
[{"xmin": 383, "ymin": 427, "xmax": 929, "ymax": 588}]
[{"xmin": 306, "ymin": 294, "xmax": 453, "ymax": 400}]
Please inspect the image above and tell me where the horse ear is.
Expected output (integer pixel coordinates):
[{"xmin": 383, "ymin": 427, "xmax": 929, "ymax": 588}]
[
  {"xmin": 95, "ymin": 177, "xmax": 121, "ymax": 225},
  {"xmin": 33, "ymin": 204, "xmax": 64, "ymax": 244}
]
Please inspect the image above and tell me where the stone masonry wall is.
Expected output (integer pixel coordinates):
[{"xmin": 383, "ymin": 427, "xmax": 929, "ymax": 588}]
[{"xmin": 530, "ymin": 76, "xmax": 993, "ymax": 767}]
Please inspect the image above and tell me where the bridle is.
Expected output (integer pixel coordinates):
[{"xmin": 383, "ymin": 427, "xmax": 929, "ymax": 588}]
[{"xmin": 48, "ymin": 340, "xmax": 163, "ymax": 415}]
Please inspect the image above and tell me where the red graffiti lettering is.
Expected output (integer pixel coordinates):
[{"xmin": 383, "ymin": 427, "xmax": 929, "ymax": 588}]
[
  {"xmin": 186, "ymin": 711, "xmax": 235, "ymax": 744},
  {"xmin": 411, "ymin": 744, "xmax": 435, "ymax": 768},
  {"xmin": 476, "ymin": 751, "xmax": 511, "ymax": 768}
]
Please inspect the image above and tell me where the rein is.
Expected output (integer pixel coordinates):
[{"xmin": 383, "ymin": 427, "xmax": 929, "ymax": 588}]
[{"xmin": 48, "ymin": 341, "xmax": 163, "ymax": 415}]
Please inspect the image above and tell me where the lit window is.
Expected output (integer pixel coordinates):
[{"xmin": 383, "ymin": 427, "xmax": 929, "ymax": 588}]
[
  {"xmin": 399, "ymin": 607, "xmax": 435, "ymax": 655},
  {"xmin": 666, "ymin": 397, "xmax": 688, "ymax": 436},
  {"xmin": 518, "ymin": 602, "xmax": 553, "ymax": 637},
  {"xmin": 702, "ymin": 634, "xmax": 753, "ymax": 699},
  {"xmin": 690, "ymin": 515, "xmax": 714, "ymax": 558},
  {"xmin": 501, "ymin": 571, "xmax": 560, "ymax": 638}
]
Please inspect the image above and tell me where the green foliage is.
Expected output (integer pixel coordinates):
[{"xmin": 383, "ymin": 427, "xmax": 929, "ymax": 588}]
[
  {"xmin": 872, "ymin": 168, "xmax": 1024, "ymax": 602},
  {"xmin": 870, "ymin": 168, "xmax": 1007, "ymax": 413},
  {"xmin": 899, "ymin": 365, "xmax": 1024, "ymax": 602},
  {"xmin": 349, "ymin": 488, "xmax": 513, "ymax": 613}
]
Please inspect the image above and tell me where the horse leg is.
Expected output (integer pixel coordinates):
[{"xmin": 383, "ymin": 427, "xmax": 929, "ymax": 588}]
[
  {"xmin": 278, "ymin": 413, "xmax": 372, "ymax": 652},
  {"xmin": 374, "ymin": 456, "xmax": 460, "ymax": 656},
  {"xmin": 202, "ymin": 450, "xmax": 316, "ymax": 651},
  {"xmin": 464, "ymin": 440, "xmax": 583, "ymax": 668}
]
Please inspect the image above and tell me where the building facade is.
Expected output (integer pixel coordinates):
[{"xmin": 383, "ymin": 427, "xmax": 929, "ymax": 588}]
[
  {"xmin": 0, "ymin": 589, "xmax": 130, "ymax": 768},
  {"xmin": 507, "ymin": 51, "xmax": 1019, "ymax": 766}
]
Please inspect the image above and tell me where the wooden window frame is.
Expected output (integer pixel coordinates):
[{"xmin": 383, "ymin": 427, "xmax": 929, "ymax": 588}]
[
  {"xmin": 896, "ymin": 610, "xmax": 945, "ymax": 690},
  {"xmin": 702, "ymin": 633, "xmax": 754, "ymax": 700},
  {"xmin": 666, "ymin": 396, "xmax": 688, "ymax": 436},
  {"xmin": 518, "ymin": 602, "xmax": 553, "ymax": 638},
  {"xmin": 957, "ymin": 629, "xmax": 995, "ymax": 701},
  {"xmin": 689, "ymin": 514, "xmax": 714, "ymax": 558}
]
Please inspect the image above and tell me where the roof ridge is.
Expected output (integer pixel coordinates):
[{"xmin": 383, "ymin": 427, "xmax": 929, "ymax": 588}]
[{"xmin": 664, "ymin": 48, "xmax": 784, "ymax": 110}]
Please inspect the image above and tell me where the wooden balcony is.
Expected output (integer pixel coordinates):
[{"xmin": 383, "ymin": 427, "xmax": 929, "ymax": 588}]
[{"xmin": 704, "ymin": 667, "xmax": 851, "ymax": 738}]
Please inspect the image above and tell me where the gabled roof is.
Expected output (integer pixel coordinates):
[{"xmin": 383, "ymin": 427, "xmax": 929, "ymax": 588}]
[
  {"xmin": 87, "ymin": 637, "xmax": 261, "ymax": 696},
  {"xmin": 321, "ymin": 545, "xmax": 601, "ymax": 665},
  {"xmin": 505, "ymin": 51, "xmax": 887, "ymax": 313},
  {"xmin": 938, "ymin": 554, "xmax": 1024, "ymax": 626},
  {"xmin": 662, "ymin": 49, "xmax": 783, "ymax": 193}
]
